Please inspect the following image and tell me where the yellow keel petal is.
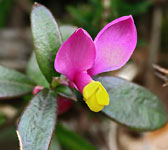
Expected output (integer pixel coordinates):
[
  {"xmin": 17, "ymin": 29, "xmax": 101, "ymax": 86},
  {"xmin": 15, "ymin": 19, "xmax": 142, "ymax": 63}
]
[{"xmin": 83, "ymin": 81, "xmax": 109, "ymax": 112}]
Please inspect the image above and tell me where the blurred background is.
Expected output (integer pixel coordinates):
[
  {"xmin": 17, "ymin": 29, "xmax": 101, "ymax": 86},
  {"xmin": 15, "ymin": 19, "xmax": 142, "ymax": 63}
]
[{"xmin": 0, "ymin": 0, "xmax": 168, "ymax": 150}]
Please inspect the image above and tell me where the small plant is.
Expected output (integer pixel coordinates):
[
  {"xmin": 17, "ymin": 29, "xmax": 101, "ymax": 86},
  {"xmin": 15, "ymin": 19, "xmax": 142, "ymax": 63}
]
[{"xmin": 0, "ymin": 3, "xmax": 167, "ymax": 150}]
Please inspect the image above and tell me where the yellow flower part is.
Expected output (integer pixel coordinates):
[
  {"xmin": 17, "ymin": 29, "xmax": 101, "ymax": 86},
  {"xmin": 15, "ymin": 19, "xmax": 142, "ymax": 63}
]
[{"xmin": 83, "ymin": 81, "xmax": 109, "ymax": 112}]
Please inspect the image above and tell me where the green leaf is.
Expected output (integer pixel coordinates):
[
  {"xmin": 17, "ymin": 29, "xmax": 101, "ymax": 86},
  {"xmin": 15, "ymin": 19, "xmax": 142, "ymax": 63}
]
[
  {"xmin": 26, "ymin": 53, "xmax": 50, "ymax": 88},
  {"xmin": 59, "ymin": 25, "xmax": 77, "ymax": 42},
  {"xmin": 27, "ymin": 25, "xmax": 76, "ymax": 88},
  {"xmin": 49, "ymin": 134, "xmax": 61, "ymax": 150},
  {"xmin": 56, "ymin": 85, "xmax": 77, "ymax": 101},
  {"xmin": 31, "ymin": 3, "xmax": 62, "ymax": 83},
  {"xmin": 0, "ymin": 65, "xmax": 35, "ymax": 99},
  {"xmin": 96, "ymin": 76, "xmax": 168, "ymax": 131},
  {"xmin": 17, "ymin": 89, "xmax": 57, "ymax": 150},
  {"xmin": 55, "ymin": 123, "xmax": 96, "ymax": 150}
]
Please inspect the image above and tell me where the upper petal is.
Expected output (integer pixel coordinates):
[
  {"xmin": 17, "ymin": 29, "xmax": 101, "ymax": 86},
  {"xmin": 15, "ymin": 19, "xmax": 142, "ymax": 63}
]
[
  {"xmin": 54, "ymin": 28, "xmax": 96, "ymax": 80},
  {"xmin": 88, "ymin": 15, "xmax": 137, "ymax": 76}
]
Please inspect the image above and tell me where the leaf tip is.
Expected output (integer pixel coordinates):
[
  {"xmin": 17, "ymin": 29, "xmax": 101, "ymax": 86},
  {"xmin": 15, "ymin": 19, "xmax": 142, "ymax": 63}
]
[{"xmin": 16, "ymin": 130, "xmax": 23, "ymax": 150}]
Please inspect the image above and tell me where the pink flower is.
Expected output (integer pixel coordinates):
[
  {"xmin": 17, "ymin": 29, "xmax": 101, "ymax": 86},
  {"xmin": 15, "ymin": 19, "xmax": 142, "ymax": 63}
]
[{"xmin": 54, "ymin": 16, "xmax": 137, "ymax": 112}]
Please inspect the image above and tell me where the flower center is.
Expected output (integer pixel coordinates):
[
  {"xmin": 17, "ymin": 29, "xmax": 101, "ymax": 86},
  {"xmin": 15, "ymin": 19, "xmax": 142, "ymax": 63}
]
[{"xmin": 83, "ymin": 81, "xmax": 109, "ymax": 112}]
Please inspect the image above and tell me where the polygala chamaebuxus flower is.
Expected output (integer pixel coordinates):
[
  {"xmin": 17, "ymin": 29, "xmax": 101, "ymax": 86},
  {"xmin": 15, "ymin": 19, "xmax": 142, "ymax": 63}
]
[{"xmin": 54, "ymin": 15, "xmax": 137, "ymax": 112}]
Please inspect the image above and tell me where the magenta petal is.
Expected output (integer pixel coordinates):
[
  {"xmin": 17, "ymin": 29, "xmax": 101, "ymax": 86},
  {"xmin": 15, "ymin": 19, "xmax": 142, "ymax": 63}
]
[
  {"xmin": 55, "ymin": 28, "xmax": 96, "ymax": 80},
  {"xmin": 33, "ymin": 86, "xmax": 43, "ymax": 95},
  {"xmin": 88, "ymin": 15, "xmax": 137, "ymax": 76}
]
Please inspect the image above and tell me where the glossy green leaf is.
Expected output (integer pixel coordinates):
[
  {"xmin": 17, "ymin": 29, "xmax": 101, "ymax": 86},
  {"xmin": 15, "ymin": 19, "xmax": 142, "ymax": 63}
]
[
  {"xmin": 56, "ymin": 85, "xmax": 77, "ymax": 101},
  {"xmin": 55, "ymin": 123, "xmax": 96, "ymax": 150},
  {"xmin": 17, "ymin": 89, "xmax": 57, "ymax": 150},
  {"xmin": 31, "ymin": 3, "xmax": 62, "ymax": 83},
  {"xmin": 0, "ymin": 65, "xmax": 35, "ymax": 99},
  {"xmin": 27, "ymin": 25, "xmax": 77, "ymax": 88},
  {"xmin": 96, "ymin": 76, "xmax": 168, "ymax": 131},
  {"xmin": 60, "ymin": 25, "xmax": 77, "ymax": 42},
  {"xmin": 26, "ymin": 53, "xmax": 49, "ymax": 88}
]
